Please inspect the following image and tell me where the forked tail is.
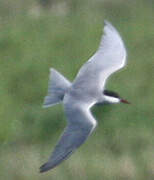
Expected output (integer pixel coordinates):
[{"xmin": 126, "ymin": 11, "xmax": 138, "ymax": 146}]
[{"xmin": 43, "ymin": 68, "xmax": 71, "ymax": 108}]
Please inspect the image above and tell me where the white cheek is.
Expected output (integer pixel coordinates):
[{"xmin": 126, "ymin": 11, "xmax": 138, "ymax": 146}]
[{"xmin": 104, "ymin": 95, "xmax": 120, "ymax": 104}]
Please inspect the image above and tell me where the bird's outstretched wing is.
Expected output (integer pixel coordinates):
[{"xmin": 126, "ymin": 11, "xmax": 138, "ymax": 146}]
[
  {"xmin": 40, "ymin": 105, "xmax": 96, "ymax": 173},
  {"xmin": 72, "ymin": 21, "xmax": 127, "ymax": 91}
]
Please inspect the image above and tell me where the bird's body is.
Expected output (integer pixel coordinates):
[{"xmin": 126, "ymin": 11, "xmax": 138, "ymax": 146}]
[{"xmin": 40, "ymin": 21, "xmax": 129, "ymax": 173}]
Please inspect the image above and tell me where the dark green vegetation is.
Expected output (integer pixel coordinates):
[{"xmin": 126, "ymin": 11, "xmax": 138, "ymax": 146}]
[{"xmin": 0, "ymin": 0, "xmax": 154, "ymax": 179}]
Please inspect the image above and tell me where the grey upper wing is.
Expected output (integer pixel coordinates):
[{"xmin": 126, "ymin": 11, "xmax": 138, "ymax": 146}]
[
  {"xmin": 40, "ymin": 106, "xmax": 96, "ymax": 173},
  {"xmin": 72, "ymin": 21, "xmax": 127, "ymax": 91}
]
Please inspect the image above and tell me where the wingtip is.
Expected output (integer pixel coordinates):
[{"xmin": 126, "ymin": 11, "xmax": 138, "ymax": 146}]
[
  {"xmin": 103, "ymin": 20, "xmax": 113, "ymax": 33},
  {"xmin": 39, "ymin": 163, "xmax": 50, "ymax": 173},
  {"xmin": 39, "ymin": 163, "xmax": 46, "ymax": 173},
  {"xmin": 104, "ymin": 20, "xmax": 110, "ymax": 26},
  {"xmin": 104, "ymin": 20, "xmax": 114, "ymax": 30},
  {"xmin": 50, "ymin": 68, "xmax": 56, "ymax": 73},
  {"xmin": 42, "ymin": 103, "xmax": 52, "ymax": 108},
  {"xmin": 103, "ymin": 20, "xmax": 121, "ymax": 37},
  {"xmin": 40, "ymin": 161, "xmax": 58, "ymax": 173}
]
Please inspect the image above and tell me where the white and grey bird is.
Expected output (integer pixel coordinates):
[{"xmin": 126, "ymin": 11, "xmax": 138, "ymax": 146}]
[{"xmin": 40, "ymin": 21, "xmax": 130, "ymax": 173}]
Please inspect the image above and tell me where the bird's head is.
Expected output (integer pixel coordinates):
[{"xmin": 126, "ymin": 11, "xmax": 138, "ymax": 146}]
[{"xmin": 103, "ymin": 90, "xmax": 130, "ymax": 104}]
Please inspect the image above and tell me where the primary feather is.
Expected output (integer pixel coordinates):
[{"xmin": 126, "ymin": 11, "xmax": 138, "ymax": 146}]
[{"xmin": 40, "ymin": 105, "xmax": 96, "ymax": 173}]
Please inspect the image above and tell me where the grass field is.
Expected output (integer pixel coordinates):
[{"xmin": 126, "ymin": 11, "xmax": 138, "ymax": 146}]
[{"xmin": 0, "ymin": 0, "xmax": 154, "ymax": 179}]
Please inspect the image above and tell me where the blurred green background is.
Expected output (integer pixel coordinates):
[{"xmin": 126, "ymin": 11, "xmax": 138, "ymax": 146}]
[{"xmin": 0, "ymin": 0, "xmax": 154, "ymax": 179}]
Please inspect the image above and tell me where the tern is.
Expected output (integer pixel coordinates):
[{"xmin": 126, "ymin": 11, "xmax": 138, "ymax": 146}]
[{"xmin": 40, "ymin": 21, "xmax": 129, "ymax": 173}]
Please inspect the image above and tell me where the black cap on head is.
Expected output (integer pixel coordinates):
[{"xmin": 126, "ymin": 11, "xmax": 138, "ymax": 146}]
[{"xmin": 103, "ymin": 90, "xmax": 120, "ymax": 98}]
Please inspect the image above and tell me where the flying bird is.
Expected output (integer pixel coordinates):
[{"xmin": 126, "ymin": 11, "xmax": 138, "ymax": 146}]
[{"xmin": 40, "ymin": 21, "xmax": 129, "ymax": 173}]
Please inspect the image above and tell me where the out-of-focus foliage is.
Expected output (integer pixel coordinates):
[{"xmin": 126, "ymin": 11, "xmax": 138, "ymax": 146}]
[{"xmin": 0, "ymin": 0, "xmax": 154, "ymax": 179}]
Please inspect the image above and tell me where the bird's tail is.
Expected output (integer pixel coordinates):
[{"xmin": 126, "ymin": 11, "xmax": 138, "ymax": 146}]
[{"xmin": 43, "ymin": 68, "xmax": 71, "ymax": 108}]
